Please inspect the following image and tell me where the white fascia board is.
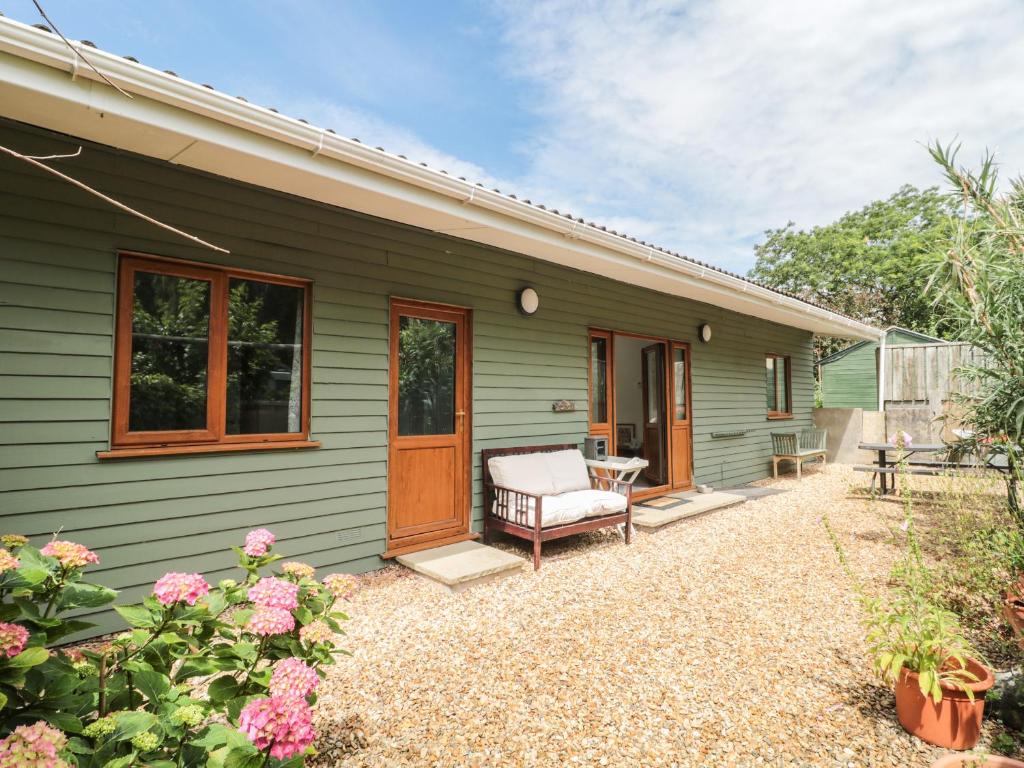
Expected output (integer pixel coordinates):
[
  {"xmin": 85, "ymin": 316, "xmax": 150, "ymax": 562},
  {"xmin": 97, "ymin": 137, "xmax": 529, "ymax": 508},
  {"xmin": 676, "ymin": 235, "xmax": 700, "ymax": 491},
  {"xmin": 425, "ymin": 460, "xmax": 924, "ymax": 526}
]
[{"xmin": 0, "ymin": 17, "xmax": 878, "ymax": 340}]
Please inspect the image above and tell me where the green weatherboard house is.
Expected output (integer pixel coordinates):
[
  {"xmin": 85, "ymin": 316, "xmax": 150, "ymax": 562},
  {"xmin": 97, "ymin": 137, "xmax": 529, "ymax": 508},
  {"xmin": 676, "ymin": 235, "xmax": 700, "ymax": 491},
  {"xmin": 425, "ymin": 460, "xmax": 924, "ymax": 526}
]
[
  {"xmin": 0, "ymin": 18, "xmax": 876, "ymax": 631},
  {"xmin": 818, "ymin": 327, "xmax": 941, "ymax": 411}
]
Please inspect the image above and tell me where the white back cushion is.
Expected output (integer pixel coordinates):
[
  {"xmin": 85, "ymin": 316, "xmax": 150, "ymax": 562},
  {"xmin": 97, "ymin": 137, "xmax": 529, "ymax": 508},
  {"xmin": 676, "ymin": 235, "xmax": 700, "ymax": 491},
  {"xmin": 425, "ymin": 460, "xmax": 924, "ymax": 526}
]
[
  {"xmin": 544, "ymin": 449, "xmax": 591, "ymax": 494},
  {"xmin": 488, "ymin": 453, "xmax": 556, "ymax": 496}
]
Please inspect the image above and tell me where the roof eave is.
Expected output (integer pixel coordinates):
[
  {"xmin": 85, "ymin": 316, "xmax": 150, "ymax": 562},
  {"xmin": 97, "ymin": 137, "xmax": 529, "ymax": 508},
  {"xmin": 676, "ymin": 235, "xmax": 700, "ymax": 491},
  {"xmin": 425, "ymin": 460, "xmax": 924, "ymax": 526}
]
[{"xmin": 0, "ymin": 17, "xmax": 878, "ymax": 341}]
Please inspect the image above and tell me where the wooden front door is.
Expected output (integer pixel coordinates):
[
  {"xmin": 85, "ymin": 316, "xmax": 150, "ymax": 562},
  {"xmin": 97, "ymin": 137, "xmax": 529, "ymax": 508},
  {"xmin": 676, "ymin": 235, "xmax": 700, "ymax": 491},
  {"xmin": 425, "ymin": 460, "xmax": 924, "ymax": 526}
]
[
  {"xmin": 640, "ymin": 343, "xmax": 667, "ymax": 484},
  {"xmin": 386, "ymin": 299, "xmax": 471, "ymax": 555},
  {"xmin": 669, "ymin": 342, "xmax": 694, "ymax": 489}
]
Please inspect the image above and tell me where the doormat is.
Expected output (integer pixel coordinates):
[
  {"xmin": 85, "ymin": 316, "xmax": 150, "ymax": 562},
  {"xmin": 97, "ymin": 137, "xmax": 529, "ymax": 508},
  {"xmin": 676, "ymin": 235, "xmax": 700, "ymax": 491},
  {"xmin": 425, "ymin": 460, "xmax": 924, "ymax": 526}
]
[{"xmin": 637, "ymin": 496, "xmax": 691, "ymax": 510}]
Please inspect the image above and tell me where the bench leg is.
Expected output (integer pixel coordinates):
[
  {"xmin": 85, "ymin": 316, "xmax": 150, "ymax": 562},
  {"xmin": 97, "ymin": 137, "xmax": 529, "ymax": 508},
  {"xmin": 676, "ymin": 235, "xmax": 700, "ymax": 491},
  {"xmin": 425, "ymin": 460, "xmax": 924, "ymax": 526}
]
[
  {"xmin": 773, "ymin": 457, "xmax": 779, "ymax": 479},
  {"xmin": 797, "ymin": 459, "xmax": 802, "ymax": 481},
  {"xmin": 532, "ymin": 537, "xmax": 542, "ymax": 571}
]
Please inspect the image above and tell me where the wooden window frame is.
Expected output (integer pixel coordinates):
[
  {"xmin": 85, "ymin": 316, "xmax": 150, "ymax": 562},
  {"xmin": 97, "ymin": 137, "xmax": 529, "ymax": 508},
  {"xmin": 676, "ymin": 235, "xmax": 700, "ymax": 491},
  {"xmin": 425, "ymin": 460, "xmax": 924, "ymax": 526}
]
[
  {"xmin": 587, "ymin": 329, "xmax": 614, "ymax": 449},
  {"xmin": 765, "ymin": 353, "xmax": 793, "ymax": 419},
  {"xmin": 103, "ymin": 252, "xmax": 315, "ymax": 458}
]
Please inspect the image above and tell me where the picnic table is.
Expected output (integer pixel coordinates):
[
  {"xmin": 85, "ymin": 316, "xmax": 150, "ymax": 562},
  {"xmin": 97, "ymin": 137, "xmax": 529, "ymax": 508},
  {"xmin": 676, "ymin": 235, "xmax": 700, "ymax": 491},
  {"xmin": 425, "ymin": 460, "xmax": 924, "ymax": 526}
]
[
  {"xmin": 856, "ymin": 441, "xmax": 1015, "ymax": 496},
  {"xmin": 857, "ymin": 442, "xmax": 946, "ymax": 495}
]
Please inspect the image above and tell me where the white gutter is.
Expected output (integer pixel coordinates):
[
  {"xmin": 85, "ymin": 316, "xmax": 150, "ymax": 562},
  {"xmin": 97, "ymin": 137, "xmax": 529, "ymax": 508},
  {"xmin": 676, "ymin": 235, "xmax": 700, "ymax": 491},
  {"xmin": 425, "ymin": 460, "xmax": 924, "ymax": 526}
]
[{"xmin": 0, "ymin": 17, "xmax": 877, "ymax": 340}]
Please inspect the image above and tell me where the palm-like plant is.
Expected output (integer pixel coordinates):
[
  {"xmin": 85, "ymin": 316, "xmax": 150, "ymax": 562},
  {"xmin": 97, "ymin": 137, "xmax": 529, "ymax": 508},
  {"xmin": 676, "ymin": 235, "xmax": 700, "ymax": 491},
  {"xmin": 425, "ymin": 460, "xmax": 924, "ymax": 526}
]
[{"xmin": 926, "ymin": 142, "xmax": 1024, "ymax": 520}]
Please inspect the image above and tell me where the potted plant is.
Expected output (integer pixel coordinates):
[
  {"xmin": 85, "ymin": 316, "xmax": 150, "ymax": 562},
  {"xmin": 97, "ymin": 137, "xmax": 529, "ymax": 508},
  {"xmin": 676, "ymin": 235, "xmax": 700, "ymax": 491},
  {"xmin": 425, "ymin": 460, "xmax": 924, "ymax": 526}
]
[
  {"xmin": 823, "ymin": 448, "xmax": 995, "ymax": 750},
  {"xmin": 862, "ymin": 577, "xmax": 995, "ymax": 749}
]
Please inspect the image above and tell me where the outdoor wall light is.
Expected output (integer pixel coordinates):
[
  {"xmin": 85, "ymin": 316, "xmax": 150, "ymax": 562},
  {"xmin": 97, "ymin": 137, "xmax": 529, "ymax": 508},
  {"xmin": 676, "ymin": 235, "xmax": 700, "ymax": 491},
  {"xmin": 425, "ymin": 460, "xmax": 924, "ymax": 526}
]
[
  {"xmin": 698, "ymin": 323, "xmax": 712, "ymax": 343},
  {"xmin": 518, "ymin": 287, "xmax": 540, "ymax": 316}
]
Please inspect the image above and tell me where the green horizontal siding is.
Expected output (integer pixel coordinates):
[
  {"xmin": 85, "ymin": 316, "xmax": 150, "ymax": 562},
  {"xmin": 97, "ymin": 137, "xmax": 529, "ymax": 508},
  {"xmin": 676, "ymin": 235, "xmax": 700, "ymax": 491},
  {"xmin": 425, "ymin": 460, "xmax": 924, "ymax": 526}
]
[
  {"xmin": 0, "ymin": 118, "xmax": 814, "ymax": 633},
  {"xmin": 820, "ymin": 329, "xmax": 923, "ymax": 410}
]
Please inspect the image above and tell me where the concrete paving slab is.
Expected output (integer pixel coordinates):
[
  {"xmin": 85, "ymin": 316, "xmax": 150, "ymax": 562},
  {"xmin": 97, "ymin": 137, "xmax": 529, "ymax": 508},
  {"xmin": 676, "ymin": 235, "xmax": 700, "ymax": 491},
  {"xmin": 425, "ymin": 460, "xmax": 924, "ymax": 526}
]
[
  {"xmin": 633, "ymin": 491, "xmax": 746, "ymax": 529},
  {"xmin": 396, "ymin": 541, "xmax": 525, "ymax": 592}
]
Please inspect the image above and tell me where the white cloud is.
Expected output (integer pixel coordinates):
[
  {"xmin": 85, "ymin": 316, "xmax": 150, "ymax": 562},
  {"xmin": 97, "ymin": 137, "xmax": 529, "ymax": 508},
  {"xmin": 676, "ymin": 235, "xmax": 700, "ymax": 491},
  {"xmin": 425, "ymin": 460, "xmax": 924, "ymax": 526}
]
[{"xmin": 489, "ymin": 0, "xmax": 1024, "ymax": 272}]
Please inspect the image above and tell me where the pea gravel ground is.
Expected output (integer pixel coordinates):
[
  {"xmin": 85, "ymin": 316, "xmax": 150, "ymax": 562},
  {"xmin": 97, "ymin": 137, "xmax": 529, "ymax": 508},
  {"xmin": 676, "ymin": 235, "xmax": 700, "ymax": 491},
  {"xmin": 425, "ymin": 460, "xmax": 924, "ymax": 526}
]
[{"xmin": 311, "ymin": 466, "xmax": 1001, "ymax": 767}]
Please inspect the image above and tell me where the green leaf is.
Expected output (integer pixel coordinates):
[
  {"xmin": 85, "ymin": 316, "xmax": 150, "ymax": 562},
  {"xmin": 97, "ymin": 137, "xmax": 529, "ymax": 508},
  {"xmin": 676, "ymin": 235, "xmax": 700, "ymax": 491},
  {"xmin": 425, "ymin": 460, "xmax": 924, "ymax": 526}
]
[
  {"xmin": 294, "ymin": 606, "xmax": 313, "ymax": 626},
  {"xmin": 66, "ymin": 736, "xmax": 94, "ymax": 755},
  {"xmin": 7, "ymin": 646, "xmax": 49, "ymax": 669},
  {"xmin": 207, "ymin": 675, "xmax": 240, "ymax": 703},
  {"xmin": 103, "ymin": 753, "xmax": 137, "ymax": 768},
  {"xmin": 133, "ymin": 669, "xmax": 171, "ymax": 703},
  {"xmin": 114, "ymin": 604, "xmax": 156, "ymax": 629},
  {"xmin": 59, "ymin": 582, "xmax": 118, "ymax": 610},
  {"xmin": 110, "ymin": 711, "xmax": 158, "ymax": 741},
  {"xmin": 224, "ymin": 746, "xmax": 263, "ymax": 768},
  {"xmin": 38, "ymin": 709, "xmax": 83, "ymax": 733},
  {"xmin": 0, "ymin": 691, "xmax": 6, "ymax": 710}
]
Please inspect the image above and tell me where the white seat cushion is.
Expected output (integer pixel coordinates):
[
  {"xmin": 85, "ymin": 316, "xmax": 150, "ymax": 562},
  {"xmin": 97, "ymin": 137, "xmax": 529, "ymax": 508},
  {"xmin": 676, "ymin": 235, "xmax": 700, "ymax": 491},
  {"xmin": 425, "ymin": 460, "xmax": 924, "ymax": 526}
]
[
  {"xmin": 487, "ymin": 453, "xmax": 556, "ymax": 497},
  {"xmin": 557, "ymin": 489, "xmax": 628, "ymax": 517},
  {"xmin": 491, "ymin": 494, "xmax": 588, "ymax": 528},
  {"xmin": 543, "ymin": 449, "xmax": 592, "ymax": 494}
]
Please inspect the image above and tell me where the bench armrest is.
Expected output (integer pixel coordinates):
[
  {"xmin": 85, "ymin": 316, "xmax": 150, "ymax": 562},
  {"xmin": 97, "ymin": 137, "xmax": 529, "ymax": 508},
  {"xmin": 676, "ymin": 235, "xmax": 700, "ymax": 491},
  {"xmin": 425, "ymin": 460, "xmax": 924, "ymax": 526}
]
[{"xmin": 488, "ymin": 483, "xmax": 543, "ymax": 528}]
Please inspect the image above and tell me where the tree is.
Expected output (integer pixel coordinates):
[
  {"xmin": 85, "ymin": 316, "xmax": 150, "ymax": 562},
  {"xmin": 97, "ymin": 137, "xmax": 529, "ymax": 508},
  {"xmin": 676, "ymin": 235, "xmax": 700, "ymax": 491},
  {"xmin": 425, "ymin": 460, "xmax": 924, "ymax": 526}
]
[
  {"xmin": 749, "ymin": 185, "xmax": 958, "ymax": 358},
  {"xmin": 926, "ymin": 142, "xmax": 1024, "ymax": 517}
]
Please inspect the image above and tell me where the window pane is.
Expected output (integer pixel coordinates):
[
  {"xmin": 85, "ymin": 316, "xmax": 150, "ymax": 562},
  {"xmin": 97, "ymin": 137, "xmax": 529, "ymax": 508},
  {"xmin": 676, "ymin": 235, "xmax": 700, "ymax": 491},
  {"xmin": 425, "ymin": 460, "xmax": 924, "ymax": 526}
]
[
  {"xmin": 129, "ymin": 272, "xmax": 210, "ymax": 431},
  {"xmin": 765, "ymin": 357, "xmax": 777, "ymax": 411},
  {"xmin": 590, "ymin": 337, "xmax": 608, "ymax": 423},
  {"xmin": 778, "ymin": 358, "xmax": 789, "ymax": 413},
  {"xmin": 397, "ymin": 316, "xmax": 456, "ymax": 436},
  {"xmin": 227, "ymin": 279, "xmax": 305, "ymax": 435},
  {"xmin": 645, "ymin": 349, "xmax": 661, "ymax": 423},
  {"xmin": 673, "ymin": 348, "xmax": 687, "ymax": 421}
]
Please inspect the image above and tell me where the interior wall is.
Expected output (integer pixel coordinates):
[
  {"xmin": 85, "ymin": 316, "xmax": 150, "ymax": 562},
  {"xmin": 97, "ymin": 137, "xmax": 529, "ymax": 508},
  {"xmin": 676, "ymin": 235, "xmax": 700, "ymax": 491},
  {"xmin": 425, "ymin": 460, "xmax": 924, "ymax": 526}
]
[{"xmin": 613, "ymin": 335, "xmax": 647, "ymax": 446}]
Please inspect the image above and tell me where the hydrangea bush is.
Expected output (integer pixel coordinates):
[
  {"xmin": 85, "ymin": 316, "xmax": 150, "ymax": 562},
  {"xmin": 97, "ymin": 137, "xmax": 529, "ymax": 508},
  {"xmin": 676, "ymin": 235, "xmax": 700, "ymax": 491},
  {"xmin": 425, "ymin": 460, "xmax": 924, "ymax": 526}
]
[{"xmin": 0, "ymin": 528, "xmax": 356, "ymax": 766}]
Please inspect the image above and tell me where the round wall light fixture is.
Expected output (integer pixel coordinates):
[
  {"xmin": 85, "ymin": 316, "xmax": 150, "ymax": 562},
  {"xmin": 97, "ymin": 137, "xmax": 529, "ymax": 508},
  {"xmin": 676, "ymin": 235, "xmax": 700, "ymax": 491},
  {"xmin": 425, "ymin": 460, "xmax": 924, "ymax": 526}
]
[
  {"xmin": 518, "ymin": 287, "xmax": 540, "ymax": 316},
  {"xmin": 698, "ymin": 323, "xmax": 712, "ymax": 343}
]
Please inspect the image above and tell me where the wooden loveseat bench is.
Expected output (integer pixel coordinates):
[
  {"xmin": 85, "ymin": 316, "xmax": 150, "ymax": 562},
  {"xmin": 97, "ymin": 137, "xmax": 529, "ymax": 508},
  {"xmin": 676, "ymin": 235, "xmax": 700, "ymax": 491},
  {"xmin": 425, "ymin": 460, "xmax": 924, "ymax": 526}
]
[{"xmin": 481, "ymin": 443, "xmax": 633, "ymax": 570}]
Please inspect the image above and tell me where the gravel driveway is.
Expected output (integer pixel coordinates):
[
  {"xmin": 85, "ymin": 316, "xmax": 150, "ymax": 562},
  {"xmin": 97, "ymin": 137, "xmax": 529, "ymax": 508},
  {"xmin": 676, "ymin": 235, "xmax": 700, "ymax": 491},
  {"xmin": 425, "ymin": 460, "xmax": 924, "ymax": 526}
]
[{"xmin": 312, "ymin": 466, "xmax": 996, "ymax": 767}]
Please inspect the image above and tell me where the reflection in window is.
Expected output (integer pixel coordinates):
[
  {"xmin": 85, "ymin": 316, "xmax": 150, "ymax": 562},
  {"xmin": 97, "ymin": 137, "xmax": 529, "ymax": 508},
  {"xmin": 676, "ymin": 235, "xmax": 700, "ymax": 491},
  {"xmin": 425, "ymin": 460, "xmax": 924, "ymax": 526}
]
[
  {"xmin": 766, "ymin": 354, "xmax": 791, "ymax": 414},
  {"xmin": 673, "ymin": 348, "xmax": 687, "ymax": 421},
  {"xmin": 398, "ymin": 316, "xmax": 456, "ymax": 436},
  {"xmin": 226, "ymin": 279, "xmax": 305, "ymax": 435},
  {"xmin": 590, "ymin": 337, "xmax": 608, "ymax": 423},
  {"xmin": 129, "ymin": 272, "xmax": 211, "ymax": 431}
]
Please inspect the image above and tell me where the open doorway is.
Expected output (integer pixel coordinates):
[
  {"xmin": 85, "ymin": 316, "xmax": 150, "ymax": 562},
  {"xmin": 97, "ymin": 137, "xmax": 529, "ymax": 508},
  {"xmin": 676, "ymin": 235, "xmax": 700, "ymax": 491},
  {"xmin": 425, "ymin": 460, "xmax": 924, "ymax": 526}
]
[
  {"xmin": 589, "ymin": 329, "xmax": 693, "ymax": 498},
  {"xmin": 613, "ymin": 335, "xmax": 669, "ymax": 491}
]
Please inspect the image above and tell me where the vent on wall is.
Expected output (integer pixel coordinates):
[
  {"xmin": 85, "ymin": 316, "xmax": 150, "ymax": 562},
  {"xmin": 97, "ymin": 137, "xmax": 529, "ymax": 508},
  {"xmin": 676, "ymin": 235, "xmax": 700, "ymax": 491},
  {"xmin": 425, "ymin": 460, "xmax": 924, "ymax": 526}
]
[{"xmin": 335, "ymin": 529, "xmax": 362, "ymax": 545}]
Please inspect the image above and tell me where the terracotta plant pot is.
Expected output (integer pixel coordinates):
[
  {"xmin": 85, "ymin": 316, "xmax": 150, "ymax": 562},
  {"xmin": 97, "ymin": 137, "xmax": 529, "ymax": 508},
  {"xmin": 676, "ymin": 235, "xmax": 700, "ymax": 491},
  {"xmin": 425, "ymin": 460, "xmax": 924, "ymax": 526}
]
[
  {"xmin": 931, "ymin": 755, "xmax": 1024, "ymax": 768},
  {"xmin": 894, "ymin": 657, "xmax": 994, "ymax": 750}
]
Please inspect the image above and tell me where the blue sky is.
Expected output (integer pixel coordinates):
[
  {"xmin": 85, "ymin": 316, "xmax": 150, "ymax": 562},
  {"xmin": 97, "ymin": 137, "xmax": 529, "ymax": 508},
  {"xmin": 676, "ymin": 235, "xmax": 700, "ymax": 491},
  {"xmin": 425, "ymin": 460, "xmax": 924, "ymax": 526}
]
[{"xmin": 12, "ymin": 1, "xmax": 1024, "ymax": 273}]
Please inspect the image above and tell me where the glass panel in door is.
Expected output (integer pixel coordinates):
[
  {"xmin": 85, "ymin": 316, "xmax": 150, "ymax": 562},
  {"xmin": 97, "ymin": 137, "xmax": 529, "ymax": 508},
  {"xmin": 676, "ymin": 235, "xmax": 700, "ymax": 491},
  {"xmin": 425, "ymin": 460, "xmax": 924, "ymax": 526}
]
[
  {"xmin": 672, "ymin": 347, "xmax": 687, "ymax": 421},
  {"xmin": 397, "ymin": 316, "xmax": 456, "ymax": 436}
]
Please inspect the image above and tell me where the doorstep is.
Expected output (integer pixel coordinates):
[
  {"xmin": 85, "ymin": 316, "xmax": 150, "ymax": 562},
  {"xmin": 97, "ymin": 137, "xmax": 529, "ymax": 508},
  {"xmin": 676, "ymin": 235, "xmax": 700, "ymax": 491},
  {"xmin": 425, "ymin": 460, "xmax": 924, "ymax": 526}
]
[
  {"xmin": 632, "ymin": 490, "xmax": 746, "ymax": 530},
  {"xmin": 395, "ymin": 540, "xmax": 526, "ymax": 593}
]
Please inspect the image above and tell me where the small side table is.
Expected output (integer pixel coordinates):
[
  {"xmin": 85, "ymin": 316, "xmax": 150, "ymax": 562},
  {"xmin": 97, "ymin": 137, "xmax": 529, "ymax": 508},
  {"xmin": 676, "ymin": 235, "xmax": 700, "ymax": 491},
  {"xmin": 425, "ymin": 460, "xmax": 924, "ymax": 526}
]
[{"xmin": 585, "ymin": 456, "xmax": 649, "ymax": 539}]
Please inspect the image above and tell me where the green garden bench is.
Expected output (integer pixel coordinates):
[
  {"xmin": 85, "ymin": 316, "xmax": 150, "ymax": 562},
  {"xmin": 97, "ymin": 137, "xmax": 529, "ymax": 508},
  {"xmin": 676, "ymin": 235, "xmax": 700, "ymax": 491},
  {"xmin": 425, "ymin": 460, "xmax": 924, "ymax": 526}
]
[{"xmin": 771, "ymin": 428, "xmax": 827, "ymax": 480}]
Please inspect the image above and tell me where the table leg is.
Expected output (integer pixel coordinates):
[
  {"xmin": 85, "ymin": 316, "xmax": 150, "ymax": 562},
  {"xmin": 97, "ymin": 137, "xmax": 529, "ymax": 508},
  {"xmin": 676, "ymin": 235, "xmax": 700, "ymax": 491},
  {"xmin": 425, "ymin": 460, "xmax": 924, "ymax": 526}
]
[{"xmin": 879, "ymin": 450, "xmax": 888, "ymax": 495}]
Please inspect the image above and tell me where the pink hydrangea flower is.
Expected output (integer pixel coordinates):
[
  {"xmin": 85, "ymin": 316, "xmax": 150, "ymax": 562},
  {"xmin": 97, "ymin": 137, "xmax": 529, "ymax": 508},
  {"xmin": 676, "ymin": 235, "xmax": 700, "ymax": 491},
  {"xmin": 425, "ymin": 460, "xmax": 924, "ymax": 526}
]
[
  {"xmin": 248, "ymin": 577, "xmax": 299, "ymax": 611},
  {"xmin": 269, "ymin": 657, "xmax": 319, "ymax": 699},
  {"xmin": 245, "ymin": 606, "xmax": 295, "ymax": 636},
  {"xmin": 322, "ymin": 573, "xmax": 358, "ymax": 601},
  {"xmin": 888, "ymin": 431, "xmax": 913, "ymax": 448},
  {"xmin": 0, "ymin": 534, "xmax": 28, "ymax": 549},
  {"xmin": 0, "ymin": 622, "xmax": 29, "ymax": 658},
  {"xmin": 281, "ymin": 561, "xmax": 315, "ymax": 580},
  {"xmin": 238, "ymin": 695, "xmax": 315, "ymax": 760},
  {"xmin": 0, "ymin": 720, "xmax": 70, "ymax": 768},
  {"xmin": 298, "ymin": 620, "xmax": 335, "ymax": 646},
  {"xmin": 243, "ymin": 529, "xmax": 276, "ymax": 557},
  {"xmin": 0, "ymin": 548, "xmax": 19, "ymax": 574},
  {"xmin": 40, "ymin": 540, "xmax": 99, "ymax": 568},
  {"xmin": 153, "ymin": 572, "xmax": 211, "ymax": 606}
]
